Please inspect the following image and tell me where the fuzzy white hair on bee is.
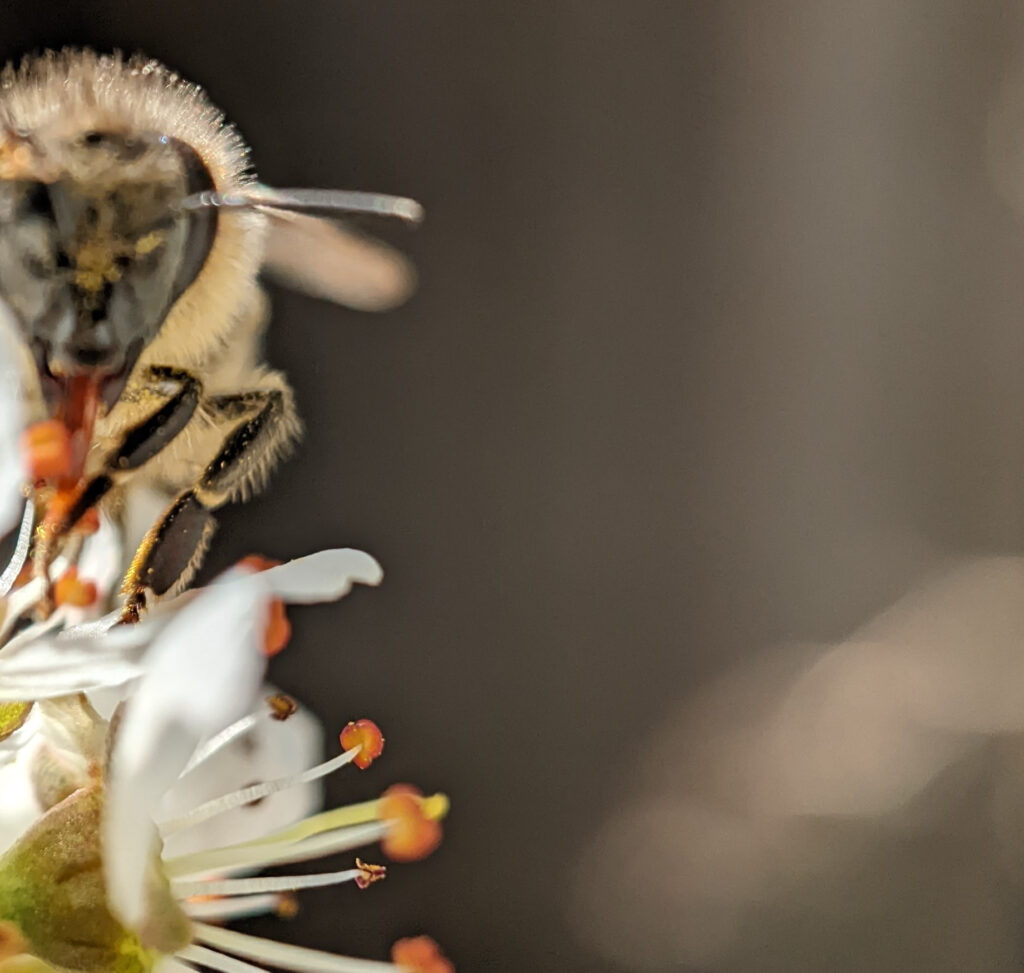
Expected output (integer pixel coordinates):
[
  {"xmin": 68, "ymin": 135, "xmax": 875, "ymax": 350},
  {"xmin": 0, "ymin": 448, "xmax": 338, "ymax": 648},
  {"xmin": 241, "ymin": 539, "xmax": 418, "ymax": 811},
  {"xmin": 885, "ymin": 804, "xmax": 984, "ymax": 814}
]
[{"xmin": 0, "ymin": 49, "xmax": 422, "ymax": 623}]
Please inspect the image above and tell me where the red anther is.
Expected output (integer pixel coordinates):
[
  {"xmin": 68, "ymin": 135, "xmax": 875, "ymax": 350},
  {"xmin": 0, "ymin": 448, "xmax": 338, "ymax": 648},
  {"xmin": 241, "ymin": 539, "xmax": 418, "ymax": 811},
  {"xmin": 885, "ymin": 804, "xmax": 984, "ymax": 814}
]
[
  {"xmin": 379, "ymin": 784, "xmax": 443, "ymax": 862},
  {"xmin": 354, "ymin": 857, "xmax": 387, "ymax": 889},
  {"xmin": 263, "ymin": 599, "xmax": 291, "ymax": 657},
  {"xmin": 22, "ymin": 420, "xmax": 72, "ymax": 481},
  {"xmin": 238, "ymin": 554, "xmax": 282, "ymax": 573},
  {"xmin": 391, "ymin": 936, "xmax": 454, "ymax": 973},
  {"xmin": 340, "ymin": 718, "xmax": 385, "ymax": 770},
  {"xmin": 53, "ymin": 566, "xmax": 97, "ymax": 607}
]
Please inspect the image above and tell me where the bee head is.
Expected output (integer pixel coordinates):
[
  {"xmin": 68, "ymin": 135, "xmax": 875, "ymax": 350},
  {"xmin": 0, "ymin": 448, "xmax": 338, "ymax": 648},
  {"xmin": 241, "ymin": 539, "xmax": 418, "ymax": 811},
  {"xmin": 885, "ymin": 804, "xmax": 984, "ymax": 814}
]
[{"xmin": 0, "ymin": 127, "xmax": 216, "ymax": 411}]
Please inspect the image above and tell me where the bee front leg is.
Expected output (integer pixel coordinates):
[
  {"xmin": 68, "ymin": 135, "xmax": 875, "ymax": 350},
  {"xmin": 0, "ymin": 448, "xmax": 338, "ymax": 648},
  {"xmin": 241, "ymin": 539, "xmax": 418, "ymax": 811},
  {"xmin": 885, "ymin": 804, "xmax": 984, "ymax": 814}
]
[
  {"xmin": 120, "ymin": 374, "xmax": 300, "ymax": 621},
  {"xmin": 32, "ymin": 367, "xmax": 202, "ymax": 615}
]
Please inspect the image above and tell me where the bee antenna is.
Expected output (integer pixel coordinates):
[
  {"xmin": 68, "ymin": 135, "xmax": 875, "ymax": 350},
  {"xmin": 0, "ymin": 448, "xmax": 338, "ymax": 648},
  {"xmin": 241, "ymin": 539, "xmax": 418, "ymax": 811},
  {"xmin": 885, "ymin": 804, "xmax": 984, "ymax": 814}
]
[{"xmin": 181, "ymin": 187, "xmax": 424, "ymax": 225}]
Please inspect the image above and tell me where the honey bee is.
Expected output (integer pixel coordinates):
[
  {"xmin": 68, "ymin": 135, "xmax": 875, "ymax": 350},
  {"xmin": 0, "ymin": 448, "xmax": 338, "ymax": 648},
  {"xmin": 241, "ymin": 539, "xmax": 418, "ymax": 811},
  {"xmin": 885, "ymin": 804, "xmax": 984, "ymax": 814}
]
[{"xmin": 0, "ymin": 49, "xmax": 421, "ymax": 620}]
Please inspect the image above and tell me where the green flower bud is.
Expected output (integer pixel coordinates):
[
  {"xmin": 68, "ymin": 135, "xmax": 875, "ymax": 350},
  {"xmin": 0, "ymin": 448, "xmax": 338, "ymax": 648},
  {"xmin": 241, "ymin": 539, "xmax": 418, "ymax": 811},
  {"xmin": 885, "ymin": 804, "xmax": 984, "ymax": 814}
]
[{"xmin": 0, "ymin": 786, "xmax": 190, "ymax": 973}]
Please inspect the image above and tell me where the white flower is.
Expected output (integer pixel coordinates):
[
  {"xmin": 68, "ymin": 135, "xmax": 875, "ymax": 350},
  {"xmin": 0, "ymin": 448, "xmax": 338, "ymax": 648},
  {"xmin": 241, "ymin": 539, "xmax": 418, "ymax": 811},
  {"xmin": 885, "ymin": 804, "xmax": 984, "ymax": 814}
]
[
  {"xmin": 0, "ymin": 548, "xmax": 452, "ymax": 973},
  {"xmin": 0, "ymin": 547, "xmax": 381, "ymax": 856}
]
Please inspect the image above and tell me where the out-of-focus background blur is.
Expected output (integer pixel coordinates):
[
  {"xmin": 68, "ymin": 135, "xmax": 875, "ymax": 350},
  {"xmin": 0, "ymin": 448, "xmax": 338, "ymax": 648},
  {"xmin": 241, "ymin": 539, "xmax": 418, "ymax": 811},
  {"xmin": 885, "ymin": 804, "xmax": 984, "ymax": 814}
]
[{"xmin": 10, "ymin": 2, "xmax": 1024, "ymax": 970}]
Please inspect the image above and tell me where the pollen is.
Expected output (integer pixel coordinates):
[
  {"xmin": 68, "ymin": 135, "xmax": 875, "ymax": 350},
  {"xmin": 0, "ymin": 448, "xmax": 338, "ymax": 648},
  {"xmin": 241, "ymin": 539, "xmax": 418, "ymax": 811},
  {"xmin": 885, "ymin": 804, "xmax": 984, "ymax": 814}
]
[
  {"xmin": 353, "ymin": 858, "xmax": 387, "ymax": 890},
  {"xmin": 134, "ymin": 230, "xmax": 165, "ymax": 256},
  {"xmin": 340, "ymin": 719, "xmax": 385, "ymax": 770},
  {"xmin": 379, "ymin": 785, "xmax": 443, "ymax": 862},
  {"xmin": 54, "ymin": 566, "xmax": 98, "ymax": 607},
  {"xmin": 22, "ymin": 420, "xmax": 72, "ymax": 482},
  {"xmin": 391, "ymin": 936, "xmax": 454, "ymax": 973}
]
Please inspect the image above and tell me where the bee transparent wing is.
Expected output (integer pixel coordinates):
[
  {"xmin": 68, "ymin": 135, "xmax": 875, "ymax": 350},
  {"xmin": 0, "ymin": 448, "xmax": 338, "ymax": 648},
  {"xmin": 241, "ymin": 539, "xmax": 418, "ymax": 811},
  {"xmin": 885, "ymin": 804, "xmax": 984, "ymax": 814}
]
[
  {"xmin": 262, "ymin": 208, "xmax": 417, "ymax": 312},
  {"xmin": 183, "ymin": 186, "xmax": 423, "ymax": 312}
]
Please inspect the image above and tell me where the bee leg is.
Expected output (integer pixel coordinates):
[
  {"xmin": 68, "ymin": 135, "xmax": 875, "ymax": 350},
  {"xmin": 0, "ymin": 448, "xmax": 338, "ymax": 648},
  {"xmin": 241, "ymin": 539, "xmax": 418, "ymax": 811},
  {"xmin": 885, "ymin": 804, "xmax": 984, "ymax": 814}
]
[
  {"xmin": 32, "ymin": 367, "xmax": 201, "ymax": 614},
  {"xmin": 120, "ymin": 374, "xmax": 300, "ymax": 620}
]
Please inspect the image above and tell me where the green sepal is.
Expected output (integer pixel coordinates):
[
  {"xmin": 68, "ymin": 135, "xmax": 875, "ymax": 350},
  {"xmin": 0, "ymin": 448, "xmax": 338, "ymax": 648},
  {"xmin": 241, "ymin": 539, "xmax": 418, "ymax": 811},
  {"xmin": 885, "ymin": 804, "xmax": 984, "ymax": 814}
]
[{"xmin": 0, "ymin": 786, "xmax": 190, "ymax": 973}]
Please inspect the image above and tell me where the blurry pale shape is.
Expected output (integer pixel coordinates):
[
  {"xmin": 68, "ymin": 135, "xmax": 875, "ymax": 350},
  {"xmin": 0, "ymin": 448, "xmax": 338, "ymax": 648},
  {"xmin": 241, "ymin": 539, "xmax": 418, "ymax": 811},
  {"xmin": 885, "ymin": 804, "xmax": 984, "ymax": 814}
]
[
  {"xmin": 575, "ymin": 799, "xmax": 774, "ymax": 970},
  {"xmin": 574, "ymin": 557, "xmax": 1024, "ymax": 972},
  {"xmin": 759, "ymin": 639, "xmax": 966, "ymax": 815}
]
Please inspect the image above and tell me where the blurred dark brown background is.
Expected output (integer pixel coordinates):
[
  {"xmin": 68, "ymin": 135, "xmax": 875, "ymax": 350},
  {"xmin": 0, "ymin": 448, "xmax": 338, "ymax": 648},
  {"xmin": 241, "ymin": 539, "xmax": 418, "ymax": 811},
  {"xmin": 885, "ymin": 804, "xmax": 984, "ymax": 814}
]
[{"xmin": 8, "ymin": 2, "xmax": 1024, "ymax": 970}]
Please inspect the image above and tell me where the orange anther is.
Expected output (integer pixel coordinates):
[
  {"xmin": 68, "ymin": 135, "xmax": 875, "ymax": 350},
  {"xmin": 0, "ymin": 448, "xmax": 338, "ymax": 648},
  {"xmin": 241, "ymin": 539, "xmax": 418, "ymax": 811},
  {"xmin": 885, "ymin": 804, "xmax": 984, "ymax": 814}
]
[
  {"xmin": 379, "ymin": 784, "xmax": 443, "ymax": 862},
  {"xmin": 22, "ymin": 420, "xmax": 72, "ymax": 482},
  {"xmin": 274, "ymin": 893, "xmax": 299, "ymax": 919},
  {"xmin": 53, "ymin": 566, "xmax": 97, "ymax": 607},
  {"xmin": 11, "ymin": 558, "xmax": 32, "ymax": 590},
  {"xmin": 391, "ymin": 936, "xmax": 454, "ymax": 973},
  {"xmin": 45, "ymin": 487, "xmax": 78, "ymax": 524},
  {"xmin": 340, "ymin": 718, "xmax": 385, "ymax": 770},
  {"xmin": 263, "ymin": 599, "xmax": 291, "ymax": 657},
  {"xmin": 75, "ymin": 507, "xmax": 100, "ymax": 535},
  {"xmin": 238, "ymin": 554, "xmax": 282, "ymax": 573},
  {"xmin": 354, "ymin": 858, "xmax": 387, "ymax": 889},
  {"xmin": 0, "ymin": 920, "xmax": 27, "ymax": 962},
  {"xmin": 41, "ymin": 486, "xmax": 94, "ymax": 534}
]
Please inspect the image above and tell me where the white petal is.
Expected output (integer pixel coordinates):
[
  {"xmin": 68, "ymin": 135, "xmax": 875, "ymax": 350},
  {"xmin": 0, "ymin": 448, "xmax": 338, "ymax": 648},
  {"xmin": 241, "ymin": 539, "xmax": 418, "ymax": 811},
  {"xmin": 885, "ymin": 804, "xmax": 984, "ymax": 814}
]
[
  {"xmin": 0, "ymin": 302, "xmax": 26, "ymax": 540},
  {"xmin": 0, "ymin": 735, "xmax": 44, "ymax": 853},
  {"xmin": 160, "ymin": 696, "xmax": 323, "ymax": 860},
  {"xmin": 0, "ymin": 636, "xmax": 142, "ymax": 700},
  {"xmin": 104, "ymin": 546, "xmax": 382, "ymax": 929},
  {"xmin": 104, "ymin": 577, "xmax": 269, "ymax": 927},
  {"xmin": 252, "ymin": 549, "xmax": 383, "ymax": 603}
]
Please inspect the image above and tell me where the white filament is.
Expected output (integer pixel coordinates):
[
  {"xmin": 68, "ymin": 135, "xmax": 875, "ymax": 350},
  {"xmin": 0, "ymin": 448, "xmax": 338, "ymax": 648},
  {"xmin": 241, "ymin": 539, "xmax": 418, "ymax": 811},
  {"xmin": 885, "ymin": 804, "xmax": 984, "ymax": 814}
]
[
  {"xmin": 160, "ymin": 747, "xmax": 361, "ymax": 834},
  {"xmin": 165, "ymin": 821, "xmax": 388, "ymax": 879},
  {"xmin": 179, "ymin": 945, "xmax": 269, "ymax": 973},
  {"xmin": 174, "ymin": 867, "xmax": 363, "ymax": 898},
  {"xmin": 191, "ymin": 924, "xmax": 402, "ymax": 973},
  {"xmin": 0, "ymin": 500, "xmax": 33, "ymax": 597},
  {"xmin": 178, "ymin": 713, "xmax": 260, "ymax": 777},
  {"xmin": 183, "ymin": 894, "xmax": 283, "ymax": 921}
]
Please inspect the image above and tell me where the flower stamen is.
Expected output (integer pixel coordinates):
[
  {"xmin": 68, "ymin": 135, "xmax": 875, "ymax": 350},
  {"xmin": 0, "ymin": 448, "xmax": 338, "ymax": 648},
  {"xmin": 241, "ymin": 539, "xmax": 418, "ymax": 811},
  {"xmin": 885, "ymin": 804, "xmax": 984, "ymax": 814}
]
[
  {"xmin": 391, "ymin": 937, "xmax": 454, "ymax": 973},
  {"xmin": 340, "ymin": 719, "xmax": 385, "ymax": 770},
  {"xmin": 354, "ymin": 858, "xmax": 386, "ymax": 889},
  {"xmin": 184, "ymin": 893, "xmax": 288, "ymax": 921},
  {"xmin": 380, "ymin": 786, "xmax": 445, "ymax": 862},
  {"xmin": 21, "ymin": 420, "xmax": 72, "ymax": 482},
  {"xmin": 53, "ymin": 566, "xmax": 97, "ymax": 607},
  {"xmin": 159, "ymin": 745, "xmax": 363, "ymax": 835},
  {"xmin": 173, "ymin": 864, "xmax": 371, "ymax": 898},
  {"xmin": 191, "ymin": 922, "xmax": 411, "ymax": 973}
]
